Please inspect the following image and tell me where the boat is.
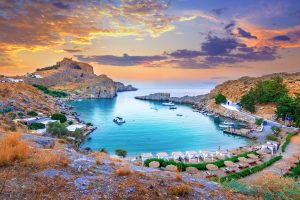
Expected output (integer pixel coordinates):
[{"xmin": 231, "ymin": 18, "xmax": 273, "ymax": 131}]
[
  {"xmin": 162, "ymin": 102, "xmax": 175, "ymax": 106},
  {"xmin": 223, "ymin": 121, "xmax": 235, "ymax": 125},
  {"xmin": 176, "ymin": 114, "xmax": 183, "ymax": 116},
  {"xmin": 206, "ymin": 113, "xmax": 214, "ymax": 116},
  {"xmin": 219, "ymin": 124, "xmax": 230, "ymax": 128},
  {"xmin": 169, "ymin": 105, "xmax": 177, "ymax": 109},
  {"xmin": 193, "ymin": 109, "xmax": 199, "ymax": 112},
  {"xmin": 113, "ymin": 117, "xmax": 126, "ymax": 125}
]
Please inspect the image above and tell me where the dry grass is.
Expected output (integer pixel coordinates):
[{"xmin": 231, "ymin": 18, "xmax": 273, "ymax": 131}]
[
  {"xmin": 169, "ymin": 184, "xmax": 191, "ymax": 196},
  {"xmin": 0, "ymin": 132, "xmax": 29, "ymax": 166},
  {"xmin": 174, "ymin": 172, "xmax": 182, "ymax": 182},
  {"xmin": 116, "ymin": 166, "xmax": 132, "ymax": 176},
  {"xmin": 24, "ymin": 149, "xmax": 69, "ymax": 168}
]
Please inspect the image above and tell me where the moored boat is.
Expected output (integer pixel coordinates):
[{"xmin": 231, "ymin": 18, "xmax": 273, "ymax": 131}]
[
  {"xmin": 113, "ymin": 117, "xmax": 126, "ymax": 125},
  {"xmin": 162, "ymin": 102, "xmax": 175, "ymax": 106}
]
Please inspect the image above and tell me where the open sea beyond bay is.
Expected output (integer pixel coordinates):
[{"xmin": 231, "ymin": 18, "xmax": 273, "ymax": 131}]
[{"xmin": 68, "ymin": 89, "xmax": 253, "ymax": 156}]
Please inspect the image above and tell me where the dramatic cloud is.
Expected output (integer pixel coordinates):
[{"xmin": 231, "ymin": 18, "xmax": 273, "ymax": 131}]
[
  {"xmin": 167, "ymin": 35, "xmax": 278, "ymax": 69},
  {"xmin": 272, "ymin": 35, "xmax": 291, "ymax": 41},
  {"xmin": 75, "ymin": 54, "xmax": 168, "ymax": 66},
  {"xmin": 0, "ymin": 0, "xmax": 196, "ymax": 67},
  {"xmin": 237, "ymin": 28, "xmax": 257, "ymax": 39}
]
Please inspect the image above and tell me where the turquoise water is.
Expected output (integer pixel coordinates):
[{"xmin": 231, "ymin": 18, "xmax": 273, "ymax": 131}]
[{"xmin": 69, "ymin": 89, "xmax": 252, "ymax": 156}]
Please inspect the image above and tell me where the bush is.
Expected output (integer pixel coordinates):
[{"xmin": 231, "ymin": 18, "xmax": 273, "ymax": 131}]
[
  {"xmin": 28, "ymin": 122, "xmax": 45, "ymax": 130},
  {"xmin": 36, "ymin": 64, "xmax": 59, "ymax": 71},
  {"xmin": 17, "ymin": 112, "xmax": 24, "ymax": 118},
  {"xmin": 86, "ymin": 122, "xmax": 93, "ymax": 126},
  {"xmin": 255, "ymin": 118, "xmax": 263, "ymax": 126},
  {"xmin": 100, "ymin": 148, "xmax": 108, "ymax": 153},
  {"xmin": 116, "ymin": 167, "xmax": 132, "ymax": 176},
  {"xmin": 266, "ymin": 134, "xmax": 277, "ymax": 141},
  {"xmin": 0, "ymin": 133, "xmax": 29, "ymax": 166},
  {"xmin": 9, "ymin": 113, "xmax": 16, "ymax": 119},
  {"xmin": 51, "ymin": 113, "xmax": 67, "ymax": 123},
  {"xmin": 286, "ymin": 162, "xmax": 300, "ymax": 178},
  {"xmin": 71, "ymin": 128, "xmax": 84, "ymax": 139},
  {"xmin": 239, "ymin": 77, "xmax": 288, "ymax": 112},
  {"xmin": 220, "ymin": 156, "xmax": 282, "ymax": 182},
  {"xmin": 68, "ymin": 121, "xmax": 73, "ymax": 125},
  {"xmin": 47, "ymin": 122, "xmax": 68, "ymax": 137},
  {"xmin": 32, "ymin": 84, "xmax": 68, "ymax": 98},
  {"xmin": 271, "ymin": 126, "xmax": 281, "ymax": 136},
  {"xmin": 115, "ymin": 149, "xmax": 127, "ymax": 158},
  {"xmin": 214, "ymin": 94, "xmax": 227, "ymax": 105},
  {"xmin": 282, "ymin": 132, "xmax": 298, "ymax": 152},
  {"xmin": 27, "ymin": 111, "xmax": 38, "ymax": 117},
  {"xmin": 169, "ymin": 184, "xmax": 191, "ymax": 196},
  {"xmin": 144, "ymin": 151, "xmax": 257, "ymax": 171},
  {"xmin": 276, "ymin": 94, "xmax": 300, "ymax": 127}
]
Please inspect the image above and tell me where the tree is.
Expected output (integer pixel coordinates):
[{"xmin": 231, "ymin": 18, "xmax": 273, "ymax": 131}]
[
  {"xmin": 71, "ymin": 128, "xmax": 84, "ymax": 139},
  {"xmin": 47, "ymin": 122, "xmax": 68, "ymax": 137},
  {"xmin": 214, "ymin": 94, "xmax": 227, "ymax": 104},
  {"xmin": 239, "ymin": 89, "xmax": 256, "ymax": 112},
  {"xmin": 255, "ymin": 118, "xmax": 264, "ymax": 126},
  {"xmin": 51, "ymin": 113, "xmax": 67, "ymax": 123},
  {"xmin": 276, "ymin": 95, "xmax": 294, "ymax": 121},
  {"xmin": 115, "ymin": 149, "xmax": 127, "ymax": 158},
  {"xmin": 28, "ymin": 122, "xmax": 45, "ymax": 130},
  {"xmin": 100, "ymin": 148, "xmax": 108, "ymax": 154},
  {"xmin": 27, "ymin": 111, "xmax": 38, "ymax": 117}
]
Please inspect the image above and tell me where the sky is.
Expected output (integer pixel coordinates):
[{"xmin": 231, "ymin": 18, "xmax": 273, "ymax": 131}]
[{"xmin": 0, "ymin": 0, "xmax": 300, "ymax": 88}]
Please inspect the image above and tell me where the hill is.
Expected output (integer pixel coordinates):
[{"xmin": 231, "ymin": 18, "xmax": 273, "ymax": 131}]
[{"xmin": 25, "ymin": 58, "xmax": 136, "ymax": 98}]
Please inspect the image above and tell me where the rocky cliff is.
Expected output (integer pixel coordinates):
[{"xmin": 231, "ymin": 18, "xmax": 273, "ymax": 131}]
[
  {"xmin": 114, "ymin": 82, "xmax": 138, "ymax": 92},
  {"xmin": 25, "ymin": 58, "xmax": 136, "ymax": 99},
  {"xmin": 135, "ymin": 92, "xmax": 209, "ymax": 107}
]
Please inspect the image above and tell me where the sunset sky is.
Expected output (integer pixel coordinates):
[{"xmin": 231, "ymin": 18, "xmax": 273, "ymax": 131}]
[{"xmin": 1, "ymin": 0, "xmax": 300, "ymax": 88}]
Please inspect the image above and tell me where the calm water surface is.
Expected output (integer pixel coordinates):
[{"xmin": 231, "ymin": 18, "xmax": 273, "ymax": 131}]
[{"xmin": 69, "ymin": 89, "xmax": 252, "ymax": 156}]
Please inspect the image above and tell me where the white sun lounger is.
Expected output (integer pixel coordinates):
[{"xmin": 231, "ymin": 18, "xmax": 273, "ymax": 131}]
[
  {"xmin": 141, "ymin": 153, "xmax": 154, "ymax": 163},
  {"xmin": 185, "ymin": 151, "xmax": 200, "ymax": 162},
  {"xmin": 172, "ymin": 151, "xmax": 185, "ymax": 162},
  {"xmin": 156, "ymin": 152, "xmax": 169, "ymax": 160}
]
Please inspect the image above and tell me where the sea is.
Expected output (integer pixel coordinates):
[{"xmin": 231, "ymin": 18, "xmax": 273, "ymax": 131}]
[{"xmin": 68, "ymin": 89, "xmax": 252, "ymax": 156}]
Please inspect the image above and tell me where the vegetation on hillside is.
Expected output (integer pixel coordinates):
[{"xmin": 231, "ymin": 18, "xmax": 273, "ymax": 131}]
[
  {"xmin": 51, "ymin": 113, "xmax": 67, "ymax": 123},
  {"xmin": 214, "ymin": 94, "xmax": 227, "ymax": 104},
  {"xmin": 281, "ymin": 132, "xmax": 298, "ymax": 152},
  {"xmin": 32, "ymin": 84, "xmax": 68, "ymax": 98},
  {"xmin": 28, "ymin": 122, "xmax": 45, "ymax": 130},
  {"xmin": 36, "ymin": 64, "xmax": 59, "ymax": 71},
  {"xmin": 47, "ymin": 122, "xmax": 68, "ymax": 138},
  {"xmin": 239, "ymin": 77, "xmax": 300, "ymax": 126},
  {"xmin": 115, "ymin": 149, "xmax": 128, "ymax": 158}
]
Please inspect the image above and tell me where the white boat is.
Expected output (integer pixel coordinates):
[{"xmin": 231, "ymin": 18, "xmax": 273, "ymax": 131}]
[
  {"xmin": 162, "ymin": 102, "xmax": 175, "ymax": 106},
  {"xmin": 176, "ymin": 114, "xmax": 183, "ymax": 116},
  {"xmin": 206, "ymin": 113, "xmax": 214, "ymax": 116},
  {"xmin": 169, "ymin": 105, "xmax": 177, "ymax": 109},
  {"xmin": 113, "ymin": 117, "xmax": 126, "ymax": 125},
  {"xmin": 223, "ymin": 121, "xmax": 235, "ymax": 125},
  {"xmin": 219, "ymin": 124, "xmax": 230, "ymax": 128}
]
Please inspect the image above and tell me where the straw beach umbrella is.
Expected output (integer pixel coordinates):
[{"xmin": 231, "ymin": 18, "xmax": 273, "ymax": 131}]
[
  {"xmin": 186, "ymin": 167, "xmax": 198, "ymax": 175},
  {"xmin": 285, "ymin": 157, "xmax": 298, "ymax": 164},
  {"xmin": 224, "ymin": 161, "xmax": 237, "ymax": 168},
  {"xmin": 247, "ymin": 154, "xmax": 259, "ymax": 159},
  {"xmin": 292, "ymin": 153, "xmax": 300, "ymax": 160},
  {"xmin": 206, "ymin": 164, "xmax": 218, "ymax": 171},
  {"xmin": 256, "ymin": 149, "xmax": 267, "ymax": 155},
  {"xmin": 149, "ymin": 161, "xmax": 160, "ymax": 168},
  {"xmin": 166, "ymin": 165, "xmax": 178, "ymax": 172},
  {"xmin": 238, "ymin": 157, "xmax": 248, "ymax": 163}
]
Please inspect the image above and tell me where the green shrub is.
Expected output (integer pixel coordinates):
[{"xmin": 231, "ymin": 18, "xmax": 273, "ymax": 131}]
[
  {"xmin": 28, "ymin": 122, "xmax": 45, "ymax": 130},
  {"xmin": 255, "ymin": 118, "xmax": 263, "ymax": 126},
  {"xmin": 282, "ymin": 132, "xmax": 298, "ymax": 152},
  {"xmin": 266, "ymin": 134, "xmax": 277, "ymax": 141},
  {"xmin": 27, "ymin": 111, "xmax": 38, "ymax": 117},
  {"xmin": 68, "ymin": 121, "xmax": 74, "ymax": 125},
  {"xmin": 115, "ymin": 149, "xmax": 127, "ymax": 158},
  {"xmin": 215, "ymin": 94, "xmax": 227, "ymax": 105},
  {"xmin": 32, "ymin": 84, "xmax": 68, "ymax": 98},
  {"xmin": 17, "ymin": 112, "xmax": 24, "ymax": 118},
  {"xmin": 239, "ymin": 77, "xmax": 288, "ymax": 112},
  {"xmin": 9, "ymin": 113, "xmax": 16, "ymax": 119},
  {"xmin": 36, "ymin": 65, "xmax": 59, "ymax": 71},
  {"xmin": 271, "ymin": 126, "xmax": 281, "ymax": 136},
  {"xmin": 220, "ymin": 156, "xmax": 282, "ymax": 182},
  {"xmin": 51, "ymin": 113, "xmax": 67, "ymax": 123},
  {"xmin": 71, "ymin": 128, "xmax": 84, "ymax": 139},
  {"xmin": 286, "ymin": 162, "xmax": 300, "ymax": 178},
  {"xmin": 144, "ymin": 151, "xmax": 257, "ymax": 171},
  {"xmin": 86, "ymin": 122, "xmax": 93, "ymax": 126},
  {"xmin": 47, "ymin": 122, "xmax": 68, "ymax": 137}
]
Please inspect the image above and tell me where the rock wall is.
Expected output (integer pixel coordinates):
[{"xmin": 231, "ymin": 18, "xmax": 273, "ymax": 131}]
[{"xmin": 114, "ymin": 82, "xmax": 138, "ymax": 92}]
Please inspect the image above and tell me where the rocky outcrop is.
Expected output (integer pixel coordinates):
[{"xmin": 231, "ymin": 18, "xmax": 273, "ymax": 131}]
[
  {"xmin": 24, "ymin": 58, "xmax": 136, "ymax": 99},
  {"xmin": 135, "ymin": 93, "xmax": 209, "ymax": 107},
  {"xmin": 114, "ymin": 82, "xmax": 138, "ymax": 92}
]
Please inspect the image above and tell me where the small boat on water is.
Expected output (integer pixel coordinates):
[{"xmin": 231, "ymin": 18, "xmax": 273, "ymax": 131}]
[
  {"xmin": 223, "ymin": 121, "xmax": 235, "ymax": 125},
  {"xmin": 113, "ymin": 117, "xmax": 126, "ymax": 125},
  {"xmin": 169, "ymin": 105, "xmax": 177, "ymax": 110},
  {"xmin": 176, "ymin": 114, "xmax": 183, "ymax": 116},
  {"xmin": 219, "ymin": 124, "xmax": 230, "ymax": 128},
  {"xmin": 206, "ymin": 113, "xmax": 214, "ymax": 116},
  {"xmin": 193, "ymin": 109, "xmax": 199, "ymax": 112},
  {"xmin": 162, "ymin": 102, "xmax": 175, "ymax": 106}
]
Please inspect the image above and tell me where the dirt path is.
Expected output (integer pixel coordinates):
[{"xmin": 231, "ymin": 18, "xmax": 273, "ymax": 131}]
[{"xmin": 242, "ymin": 132, "xmax": 300, "ymax": 183}]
